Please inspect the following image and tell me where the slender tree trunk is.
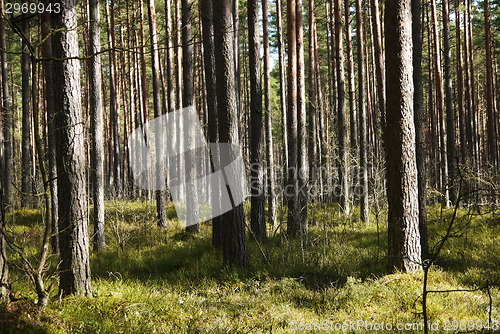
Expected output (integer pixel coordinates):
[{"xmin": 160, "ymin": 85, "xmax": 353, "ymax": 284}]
[
  {"xmin": 455, "ymin": 1, "xmax": 467, "ymax": 164},
  {"xmin": 334, "ymin": 0, "xmax": 350, "ymax": 215},
  {"xmin": 412, "ymin": 0, "xmax": 428, "ymax": 258},
  {"xmin": 182, "ymin": 0, "xmax": 200, "ymax": 233},
  {"xmin": 296, "ymin": 0, "xmax": 308, "ymax": 235},
  {"xmin": 385, "ymin": 0, "xmax": 422, "ymax": 273},
  {"xmin": 52, "ymin": 0, "xmax": 92, "ymax": 297},
  {"xmin": 201, "ymin": 0, "xmax": 223, "ymax": 248},
  {"xmin": 107, "ymin": 0, "xmax": 122, "ymax": 197},
  {"xmin": 287, "ymin": 0, "xmax": 300, "ymax": 237},
  {"xmin": 213, "ymin": 0, "xmax": 248, "ymax": 267},
  {"xmin": 147, "ymin": 0, "xmax": 168, "ymax": 228},
  {"xmin": 443, "ymin": 0, "xmax": 457, "ymax": 203},
  {"xmin": 430, "ymin": 0, "xmax": 450, "ymax": 206},
  {"xmin": 89, "ymin": 0, "xmax": 106, "ymax": 250},
  {"xmin": 40, "ymin": 3, "xmax": 59, "ymax": 253},
  {"xmin": 484, "ymin": 0, "xmax": 497, "ymax": 167},
  {"xmin": 276, "ymin": 0, "xmax": 288, "ymax": 173},
  {"xmin": 262, "ymin": 0, "xmax": 277, "ymax": 228},
  {"xmin": 0, "ymin": 1, "xmax": 12, "ymax": 212},
  {"xmin": 0, "ymin": 200, "xmax": 6, "ymax": 302},
  {"xmin": 356, "ymin": 0, "xmax": 369, "ymax": 223},
  {"xmin": 345, "ymin": 1, "xmax": 357, "ymax": 153},
  {"xmin": 248, "ymin": 0, "xmax": 266, "ymax": 241},
  {"xmin": 21, "ymin": 10, "xmax": 32, "ymax": 208}
]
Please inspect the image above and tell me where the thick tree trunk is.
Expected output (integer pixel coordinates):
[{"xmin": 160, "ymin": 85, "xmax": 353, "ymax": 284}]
[
  {"xmin": 52, "ymin": 0, "xmax": 92, "ymax": 297},
  {"xmin": 385, "ymin": 0, "xmax": 422, "ymax": 272},
  {"xmin": 213, "ymin": 0, "xmax": 248, "ymax": 267},
  {"xmin": 89, "ymin": 0, "xmax": 106, "ymax": 250}
]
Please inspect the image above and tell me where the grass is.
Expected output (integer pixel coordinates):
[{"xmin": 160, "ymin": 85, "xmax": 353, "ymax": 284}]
[{"xmin": 0, "ymin": 200, "xmax": 498, "ymax": 333}]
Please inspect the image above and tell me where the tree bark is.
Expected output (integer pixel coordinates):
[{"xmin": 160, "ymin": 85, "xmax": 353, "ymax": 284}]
[
  {"xmin": 345, "ymin": 1, "xmax": 357, "ymax": 153},
  {"xmin": 182, "ymin": 0, "xmax": 200, "ymax": 233},
  {"xmin": 201, "ymin": 0, "xmax": 223, "ymax": 248},
  {"xmin": 262, "ymin": 0, "xmax": 277, "ymax": 228},
  {"xmin": 41, "ymin": 1, "xmax": 59, "ymax": 254},
  {"xmin": 213, "ymin": 0, "xmax": 248, "ymax": 267},
  {"xmin": 107, "ymin": 0, "xmax": 122, "ymax": 197},
  {"xmin": 147, "ymin": 0, "xmax": 168, "ymax": 229},
  {"xmin": 89, "ymin": 0, "xmax": 106, "ymax": 250},
  {"xmin": 52, "ymin": 0, "xmax": 92, "ymax": 297},
  {"xmin": 412, "ymin": 0, "xmax": 428, "ymax": 258},
  {"xmin": 334, "ymin": 0, "xmax": 350, "ymax": 215},
  {"xmin": 0, "ymin": 1, "xmax": 12, "ymax": 212},
  {"xmin": 385, "ymin": 0, "xmax": 422, "ymax": 272},
  {"xmin": 248, "ymin": 0, "xmax": 266, "ymax": 241},
  {"xmin": 356, "ymin": 0, "xmax": 369, "ymax": 223},
  {"xmin": 21, "ymin": 8, "xmax": 32, "ymax": 208},
  {"xmin": 484, "ymin": 0, "xmax": 497, "ymax": 167}
]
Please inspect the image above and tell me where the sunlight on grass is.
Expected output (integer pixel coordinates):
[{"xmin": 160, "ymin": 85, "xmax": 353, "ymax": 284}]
[{"xmin": 1, "ymin": 201, "xmax": 498, "ymax": 333}]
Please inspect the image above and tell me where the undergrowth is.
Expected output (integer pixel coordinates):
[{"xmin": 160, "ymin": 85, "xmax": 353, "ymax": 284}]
[{"xmin": 0, "ymin": 201, "xmax": 498, "ymax": 333}]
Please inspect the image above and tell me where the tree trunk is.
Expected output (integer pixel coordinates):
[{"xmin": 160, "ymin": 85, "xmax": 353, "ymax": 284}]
[
  {"xmin": 201, "ymin": 0, "xmax": 223, "ymax": 248},
  {"xmin": 412, "ymin": 0, "xmax": 428, "ymax": 258},
  {"xmin": 0, "ymin": 203, "xmax": 7, "ymax": 302},
  {"xmin": 21, "ymin": 9, "xmax": 32, "ymax": 208},
  {"xmin": 484, "ymin": 0, "xmax": 497, "ymax": 167},
  {"xmin": 52, "ymin": 0, "xmax": 92, "ymax": 297},
  {"xmin": 262, "ymin": 0, "xmax": 277, "ymax": 228},
  {"xmin": 248, "ymin": 0, "xmax": 266, "ymax": 241},
  {"xmin": 443, "ymin": 0, "xmax": 457, "ymax": 203},
  {"xmin": 455, "ymin": 1, "xmax": 467, "ymax": 164},
  {"xmin": 89, "ymin": 0, "xmax": 106, "ymax": 250},
  {"xmin": 356, "ymin": 0, "xmax": 369, "ymax": 223},
  {"xmin": 334, "ymin": 0, "xmax": 350, "ymax": 215},
  {"xmin": 213, "ymin": 0, "xmax": 248, "ymax": 267},
  {"xmin": 286, "ymin": 0, "xmax": 299, "ymax": 237},
  {"xmin": 107, "ymin": 0, "xmax": 122, "ymax": 197},
  {"xmin": 182, "ymin": 0, "xmax": 200, "ymax": 233},
  {"xmin": 385, "ymin": 0, "xmax": 422, "ymax": 272},
  {"xmin": 0, "ymin": 1, "xmax": 12, "ymax": 212},
  {"xmin": 147, "ymin": 0, "xmax": 168, "ymax": 229},
  {"xmin": 276, "ymin": 0, "xmax": 288, "ymax": 172},
  {"xmin": 345, "ymin": 0, "xmax": 357, "ymax": 153},
  {"xmin": 41, "ymin": 1, "xmax": 59, "ymax": 254}
]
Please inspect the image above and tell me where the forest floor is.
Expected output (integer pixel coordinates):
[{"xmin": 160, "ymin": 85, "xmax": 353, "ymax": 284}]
[{"xmin": 0, "ymin": 201, "xmax": 498, "ymax": 333}]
